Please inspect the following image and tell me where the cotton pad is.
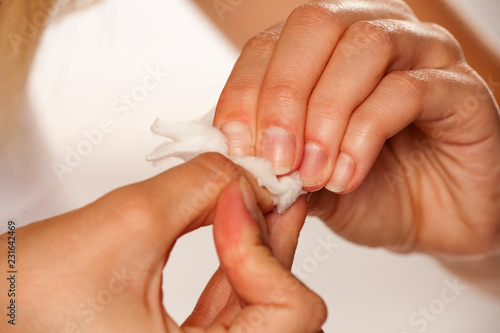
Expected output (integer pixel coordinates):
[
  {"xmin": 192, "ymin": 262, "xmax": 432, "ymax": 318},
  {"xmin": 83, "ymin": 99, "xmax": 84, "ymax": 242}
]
[{"xmin": 146, "ymin": 112, "xmax": 305, "ymax": 213}]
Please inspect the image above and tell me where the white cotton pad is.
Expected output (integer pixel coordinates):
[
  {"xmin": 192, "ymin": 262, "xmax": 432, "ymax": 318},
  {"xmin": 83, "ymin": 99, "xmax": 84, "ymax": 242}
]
[
  {"xmin": 232, "ymin": 156, "xmax": 304, "ymax": 213},
  {"xmin": 146, "ymin": 112, "xmax": 305, "ymax": 213}
]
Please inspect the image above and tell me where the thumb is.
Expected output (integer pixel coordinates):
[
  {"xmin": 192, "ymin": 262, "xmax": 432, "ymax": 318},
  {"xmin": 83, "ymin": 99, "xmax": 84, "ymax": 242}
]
[
  {"xmin": 182, "ymin": 193, "xmax": 308, "ymax": 329},
  {"xmin": 213, "ymin": 178, "xmax": 327, "ymax": 333},
  {"xmin": 101, "ymin": 153, "xmax": 275, "ymax": 251}
]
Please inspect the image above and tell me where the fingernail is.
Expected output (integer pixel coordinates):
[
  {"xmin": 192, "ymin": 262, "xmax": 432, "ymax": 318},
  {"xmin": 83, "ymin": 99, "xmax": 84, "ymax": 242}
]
[
  {"xmin": 261, "ymin": 127, "xmax": 295, "ymax": 175},
  {"xmin": 327, "ymin": 152, "xmax": 355, "ymax": 193},
  {"xmin": 239, "ymin": 177, "xmax": 268, "ymax": 243},
  {"xmin": 221, "ymin": 121, "xmax": 253, "ymax": 157},
  {"xmin": 299, "ymin": 143, "xmax": 327, "ymax": 187}
]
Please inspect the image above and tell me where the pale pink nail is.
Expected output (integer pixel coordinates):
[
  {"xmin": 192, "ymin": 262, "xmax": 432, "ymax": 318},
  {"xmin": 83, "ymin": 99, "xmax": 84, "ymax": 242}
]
[
  {"xmin": 221, "ymin": 121, "xmax": 253, "ymax": 157},
  {"xmin": 260, "ymin": 127, "xmax": 295, "ymax": 175},
  {"xmin": 299, "ymin": 143, "xmax": 327, "ymax": 187},
  {"xmin": 327, "ymin": 152, "xmax": 355, "ymax": 193},
  {"xmin": 239, "ymin": 177, "xmax": 268, "ymax": 244}
]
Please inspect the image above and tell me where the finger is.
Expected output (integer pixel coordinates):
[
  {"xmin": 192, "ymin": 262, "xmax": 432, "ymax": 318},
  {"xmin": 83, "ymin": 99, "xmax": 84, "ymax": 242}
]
[
  {"xmin": 97, "ymin": 153, "xmax": 275, "ymax": 263},
  {"xmin": 214, "ymin": 179, "xmax": 327, "ymax": 332},
  {"xmin": 144, "ymin": 153, "xmax": 275, "ymax": 238},
  {"xmin": 214, "ymin": 2, "xmax": 413, "ymax": 168},
  {"xmin": 213, "ymin": 25, "xmax": 282, "ymax": 157},
  {"xmin": 330, "ymin": 66, "xmax": 495, "ymax": 193},
  {"xmin": 182, "ymin": 268, "xmax": 233, "ymax": 328},
  {"xmin": 134, "ymin": 154, "xmax": 275, "ymax": 330},
  {"xmin": 206, "ymin": 195, "xmax": 309, "ymax": 328},
  {"xmin": 182, "ymin": 197, "xmax": 308, "ymax": 328},
  {"xmin": 265, "ymin": 195, "xmax": 308, "ymax": 269},
  {"xmin": 301, "ymin": 20, "xmax": 463, "ymax": 190},
  {"xmin": 255, "ymin": 2, "xmax": 415, "ymax": 175}
]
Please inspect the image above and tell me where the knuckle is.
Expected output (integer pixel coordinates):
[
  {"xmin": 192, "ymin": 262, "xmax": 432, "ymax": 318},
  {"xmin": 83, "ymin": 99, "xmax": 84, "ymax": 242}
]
[
  {"xmin": 288, "ymin": 2, "xmax": 337, "ymax": 27},
  {"xmin": 191, "ymin": 152, "xmax": 242, "ymax": 184},
  {"xmin": 102, "ymin": 185, "xmax": 155, "ymax": 231},
  {"xmin": 344, "ymin": 20, "xmax": 394, "ymax": 58},
  {"xmin": 425, "ymin": 23, "xmax": 464, "ymax": 62},
  {"xmin": 388, "ymin": 0, "xmax": 415, "ymax": 18},
  {"xmin": 367, "ymin": 0, "xmax": 417, "ymax": 21},
  {"xmin": 308, "ymin": 96, "xmax": 343, "ymax": 122},
  {"xmin": 217, "ymin": 82, "xmax": 258, "ymax": 115},
  {"xmin": 455, "ymin": 63, "xmax": 486, "ymax": 88},
  {"xmin": 349, "ymin": 112, "xmax": 380, "ymax": 143},
  {"xmin": 386, "ymin": 70, "xmax": 427, "ymax": 99},
  {"xmin": 98, "ymin": 154, "xmax": 242, "ymax": 238},
  {"xmin": 260, "ymin": 81, "xmax": 304, "ymax": 107},
  {"xmin": 243, "ymin": 30, "xmax": 280, "ymax": 53}
]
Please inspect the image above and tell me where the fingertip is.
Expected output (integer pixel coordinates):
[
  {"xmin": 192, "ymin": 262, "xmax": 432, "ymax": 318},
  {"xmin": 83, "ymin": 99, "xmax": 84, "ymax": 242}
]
[
  {"xmin": 260, "ymin": 126, "xmax": 297, "ymax": 175},
  {"xmin": 213, "ymin": 179, "xmax": 296, "ymax": 307},
  {"xmin": 220, "ymin": 121, "xmax": 254, "ymax": 157},
  {"xmin": 265, "ymin": 195, "xmax": 308, "ymax": 269},
  {"xmin": 239, "ymin": 177, "xmax": 269, "ymax": 244},
  {"xmin": 213, "ymin": 179, "xmax": 267, "ymax": 266},
  {"xmin": 326, "ymin": 152, "xmax": 356, "ymax": 193},
  {"xmin": 298, "ymin": 142, "xmax": 329, "ymax": 190}
]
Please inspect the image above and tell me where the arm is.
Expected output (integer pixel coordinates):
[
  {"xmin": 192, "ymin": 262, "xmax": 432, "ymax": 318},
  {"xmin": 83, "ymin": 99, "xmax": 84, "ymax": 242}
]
[{"xmin": 189, "ymin": 0, "xmax": 305, "ymax": 49}]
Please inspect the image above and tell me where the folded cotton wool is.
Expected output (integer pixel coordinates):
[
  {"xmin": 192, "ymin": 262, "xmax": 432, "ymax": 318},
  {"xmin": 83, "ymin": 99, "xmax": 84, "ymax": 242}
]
[{"xmin": 146, "ymin": 113, "xmax": 305, "ymax": 213}]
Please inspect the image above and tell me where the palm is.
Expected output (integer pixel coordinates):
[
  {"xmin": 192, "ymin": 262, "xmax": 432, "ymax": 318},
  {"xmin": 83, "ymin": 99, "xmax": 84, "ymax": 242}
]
[{"xmin": 310, "ymin": 101, "xmax": 500, "ymax": 256}]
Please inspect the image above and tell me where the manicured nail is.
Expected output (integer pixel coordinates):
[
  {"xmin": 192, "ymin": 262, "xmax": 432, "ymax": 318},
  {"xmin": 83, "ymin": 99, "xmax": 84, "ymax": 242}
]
[
  {"xmin": 299, "ymin": 143, "xmax": 328, "ymax": 187},
  {"xmin": 261, "ymin": 127, "xmax": 295, "ymax": 175},
  {"xmin": 239, "ymin": 177, "xmax": 268, "ymax": 243},
  {"xmin": 327, "ymin": 152, "xmax": 355, "ymax": 193},
  {"xmin": 220, "ymin": 121, "xmax": 253, "ymax": 157}
]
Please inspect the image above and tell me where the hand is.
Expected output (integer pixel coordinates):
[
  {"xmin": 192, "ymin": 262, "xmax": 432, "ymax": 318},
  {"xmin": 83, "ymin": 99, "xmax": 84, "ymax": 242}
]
[
  {"xmin": 0, "ymin": 153, "xmax": 326, "ymax": 332},
  {"xmin": 213, "ymin": 0, "xmax": 500, "ymax": 256}
]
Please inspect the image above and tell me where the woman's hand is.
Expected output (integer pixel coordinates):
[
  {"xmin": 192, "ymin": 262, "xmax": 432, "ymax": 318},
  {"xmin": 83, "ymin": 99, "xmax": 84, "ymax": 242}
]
[
  {"xmin": 0, "ymin": 153, "xmax": 326, "ymax": 333},
  {"xmin": 213, "ymin": 0, "xmax": 500, "ymax": 256}
]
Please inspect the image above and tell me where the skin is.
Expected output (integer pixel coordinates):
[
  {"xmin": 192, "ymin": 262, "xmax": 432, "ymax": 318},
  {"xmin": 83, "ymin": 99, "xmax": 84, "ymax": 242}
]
[
  {"xmin": 0, "ymin": 154, "xmax": 326, "ymax": 332},
  {"xmin": 1, "ymin": 0, "xmax": 500, "ymax": 330},
  {"xmin": 212, "ymin": 0, "xmax": 500, "ymax": 256}
]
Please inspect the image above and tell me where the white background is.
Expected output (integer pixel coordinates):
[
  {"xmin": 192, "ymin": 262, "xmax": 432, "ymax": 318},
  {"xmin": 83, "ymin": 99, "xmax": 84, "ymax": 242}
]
[{"xmin": 1, "ymin": 0, "xmax": 499, "ymax": 331}]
